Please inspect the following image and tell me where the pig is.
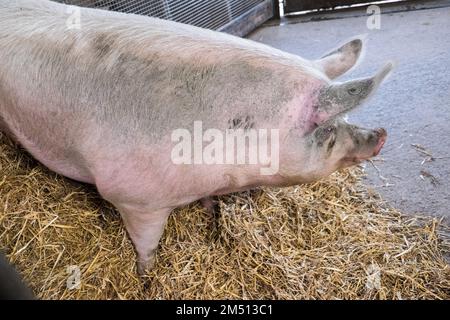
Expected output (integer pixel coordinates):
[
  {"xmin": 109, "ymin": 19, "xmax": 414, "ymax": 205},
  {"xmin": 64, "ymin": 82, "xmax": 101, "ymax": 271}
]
[{"xmin": 0, "ymin": 0, "xmax": 391, "ymax": 273}]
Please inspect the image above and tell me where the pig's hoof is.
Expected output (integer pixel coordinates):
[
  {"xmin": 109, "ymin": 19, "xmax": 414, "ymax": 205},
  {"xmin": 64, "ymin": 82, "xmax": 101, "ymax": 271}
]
[{"xmin": 137, "ymin": 254, "xmax": 156, "ymax": 276}]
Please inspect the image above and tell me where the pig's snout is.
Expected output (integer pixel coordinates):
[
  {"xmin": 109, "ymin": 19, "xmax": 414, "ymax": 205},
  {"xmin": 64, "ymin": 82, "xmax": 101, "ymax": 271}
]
[{"xmin": 372, "ymin": 128, "xmax": 387, "ymax": 156}]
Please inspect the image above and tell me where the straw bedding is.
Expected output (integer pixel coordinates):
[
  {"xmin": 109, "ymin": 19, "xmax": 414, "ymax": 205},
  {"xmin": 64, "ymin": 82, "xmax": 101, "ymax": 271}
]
[{"xmin": 0, "ymin": 132, "xmax": 449, "ymax": 299}]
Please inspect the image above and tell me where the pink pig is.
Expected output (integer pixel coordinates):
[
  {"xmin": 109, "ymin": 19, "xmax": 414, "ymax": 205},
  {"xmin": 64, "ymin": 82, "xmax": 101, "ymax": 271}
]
[{"xmin": 0, "ymin": 0, "xmax": 391, "ymax": 273}]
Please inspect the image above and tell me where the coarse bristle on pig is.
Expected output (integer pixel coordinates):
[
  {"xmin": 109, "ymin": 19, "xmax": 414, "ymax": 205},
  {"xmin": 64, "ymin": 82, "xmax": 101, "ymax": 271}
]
[{"xmin": 0, "ymin": 132, "xmax": 449, "ymax": 300}]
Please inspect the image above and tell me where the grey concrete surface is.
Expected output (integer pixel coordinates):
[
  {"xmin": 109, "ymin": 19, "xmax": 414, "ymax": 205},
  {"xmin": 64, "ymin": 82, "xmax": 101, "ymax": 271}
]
[{"xmin": 248, "ymin": 4, "xmax": 450, "ymax": 219}]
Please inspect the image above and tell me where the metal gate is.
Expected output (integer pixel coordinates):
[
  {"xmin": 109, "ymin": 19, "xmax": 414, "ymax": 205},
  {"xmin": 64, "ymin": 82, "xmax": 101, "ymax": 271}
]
[
  {"xmin": 56, "ymin": 0, "xmax": 275, "ymax": 36},
  {"xmin": 284, "ymin": 0, "xmax": 393, "ymax": 14}
]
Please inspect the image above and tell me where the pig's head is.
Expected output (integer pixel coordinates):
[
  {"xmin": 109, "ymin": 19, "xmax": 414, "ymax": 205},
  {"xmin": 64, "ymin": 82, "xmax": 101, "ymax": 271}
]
[
  {"xmin": 278, "ymin": 119, "xmax": 387, "ymax": 182},
  {"xmin": 306, "ymin": 37, "xmax": 393, "ymax": 128}
]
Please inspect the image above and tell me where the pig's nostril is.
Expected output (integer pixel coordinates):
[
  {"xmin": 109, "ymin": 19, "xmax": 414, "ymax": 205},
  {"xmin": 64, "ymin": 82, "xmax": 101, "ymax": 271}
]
[{"xmin": 373, "ymin": 136, "xmax": 386, "ymax": 156}]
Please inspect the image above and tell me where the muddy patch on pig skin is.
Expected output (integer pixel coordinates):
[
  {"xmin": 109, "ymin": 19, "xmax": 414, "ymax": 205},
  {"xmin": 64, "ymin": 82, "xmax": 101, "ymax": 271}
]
[
  {"xmin": 97, "ymin": 59, "xmax": 296, "ymax": 140},
  {"xmin": 227, "ymin": 115, "xmax": 255, "ymax": 130},
  {"xmin": 91, "ymin": 32, "xmax": 116, "ymax": 59}
]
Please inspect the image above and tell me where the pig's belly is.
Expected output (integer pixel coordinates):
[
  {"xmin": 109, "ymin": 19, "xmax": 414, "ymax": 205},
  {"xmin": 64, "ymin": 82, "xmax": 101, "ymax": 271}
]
[
  {"xmin": 28, "ymin": 149, "xmax": 95, "ymax": 184},
  {"xmin": 3, "ymin": 120, "xmax": 95, "ymax": 184}
]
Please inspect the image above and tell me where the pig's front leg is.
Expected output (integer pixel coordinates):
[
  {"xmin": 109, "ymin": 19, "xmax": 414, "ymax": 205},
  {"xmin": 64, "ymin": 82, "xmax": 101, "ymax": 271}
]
[{"xmin": 114, "ymin": 203, "xmax": 172, "ymax": 274}]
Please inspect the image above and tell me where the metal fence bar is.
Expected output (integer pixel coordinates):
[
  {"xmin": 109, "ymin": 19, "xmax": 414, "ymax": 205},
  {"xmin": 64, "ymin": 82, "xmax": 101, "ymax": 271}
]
[{"xmin": 56, "ymin": 0, "xmax": 269, "ymax": 33}]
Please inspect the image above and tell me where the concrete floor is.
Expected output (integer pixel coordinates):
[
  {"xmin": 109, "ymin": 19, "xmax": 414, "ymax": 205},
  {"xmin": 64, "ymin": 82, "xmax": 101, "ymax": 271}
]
[{"xmin": 248, "ymin": 2, "xmax": 450, "ymax": 219}]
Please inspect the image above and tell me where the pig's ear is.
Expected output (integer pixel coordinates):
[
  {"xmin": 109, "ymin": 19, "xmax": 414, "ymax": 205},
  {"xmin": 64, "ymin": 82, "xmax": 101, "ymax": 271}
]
[
  {"xmin": 315, "ymin": 37, "xmax": 365, "ymax": 79},
  {"xmin": 317, "ymin": 62, "xmax": 394, "ymax": 120}
]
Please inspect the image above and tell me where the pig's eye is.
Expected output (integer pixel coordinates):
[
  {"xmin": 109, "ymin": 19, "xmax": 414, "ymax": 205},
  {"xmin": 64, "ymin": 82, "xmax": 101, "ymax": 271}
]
[
  {"xmin": 326, "ymin": 126, "xmax": 335, "ymax": 134},
  {"xmin": 348, "ymin": 87, "xmax": 362, "ymax": 95}
]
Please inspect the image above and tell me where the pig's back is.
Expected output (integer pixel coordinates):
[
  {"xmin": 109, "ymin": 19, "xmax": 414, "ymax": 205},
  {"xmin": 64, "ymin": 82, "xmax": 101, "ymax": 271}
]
[{"xmin": 0, "ymin": 0, "xmax": 315, "ymax": 138}]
